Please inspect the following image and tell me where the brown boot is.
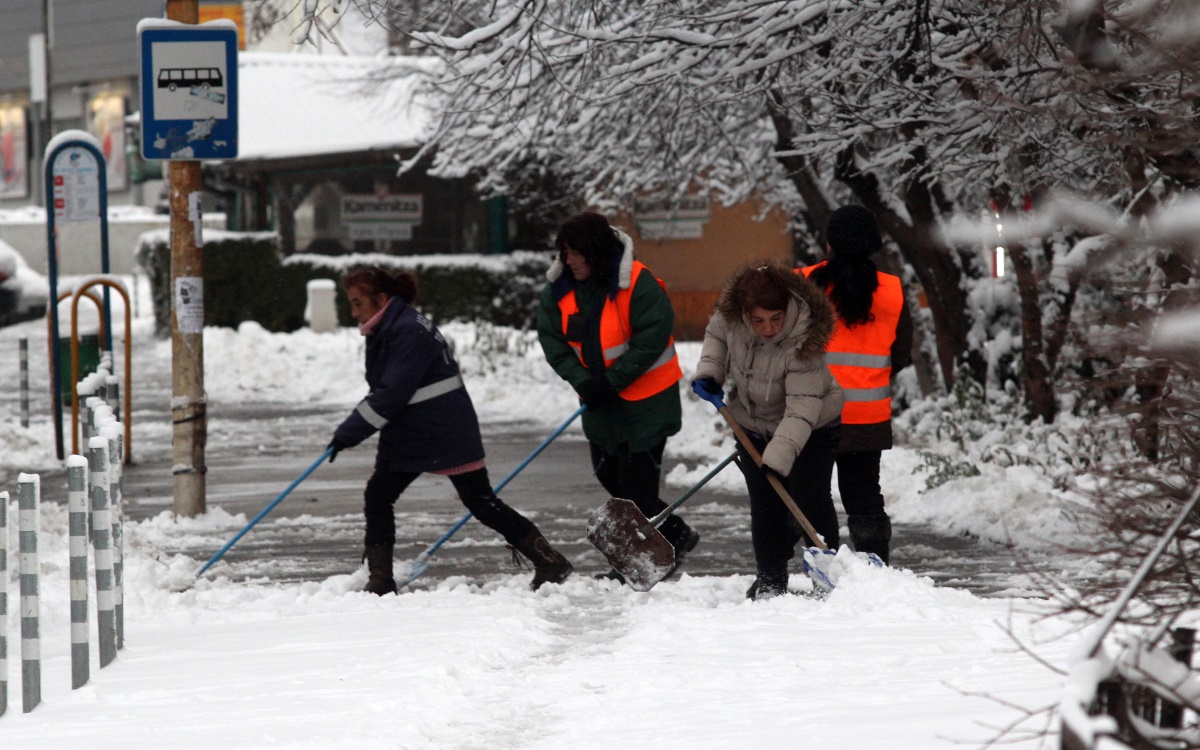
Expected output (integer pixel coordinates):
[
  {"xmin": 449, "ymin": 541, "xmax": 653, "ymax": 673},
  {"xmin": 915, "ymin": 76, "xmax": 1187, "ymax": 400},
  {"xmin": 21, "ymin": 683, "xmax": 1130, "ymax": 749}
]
[
  {"xmin": 513, "ymin": 526, "xmax": 573, "ymax": 590},
  {"xmin": 363, "ymin": 545, "xmax": 398, "ymax": 595}
]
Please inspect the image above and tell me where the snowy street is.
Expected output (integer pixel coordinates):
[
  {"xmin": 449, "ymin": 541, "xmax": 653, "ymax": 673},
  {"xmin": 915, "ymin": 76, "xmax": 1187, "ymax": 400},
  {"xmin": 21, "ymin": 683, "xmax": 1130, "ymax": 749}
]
[{"xmin": 0, "ymin": 299, "xmax": 1088, "ymax": 748}]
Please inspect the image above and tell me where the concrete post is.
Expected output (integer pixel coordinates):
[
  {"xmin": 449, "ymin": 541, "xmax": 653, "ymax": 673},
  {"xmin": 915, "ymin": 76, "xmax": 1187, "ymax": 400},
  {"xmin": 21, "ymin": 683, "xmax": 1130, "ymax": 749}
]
[
  {"xmin": 67, "ymin": 456, "xmax": 89, "ymax": 689},
  {"xmin": 87, "ymin": 438, "xmax": 116, "ymax": 668},
  {"xmin": 17, "ymin": 474, "xmax": 40, "ymax": 713},
  {"xmin": 0, "ymin": 490, "xmax": 7, "ymax": 717},
  {"xmin": 18, "ymin": 338, "xmax": 29, "ymax": 428},
  {"xmin": 306, "ymin": 279, "xmax": 338, "ymax": 333}
]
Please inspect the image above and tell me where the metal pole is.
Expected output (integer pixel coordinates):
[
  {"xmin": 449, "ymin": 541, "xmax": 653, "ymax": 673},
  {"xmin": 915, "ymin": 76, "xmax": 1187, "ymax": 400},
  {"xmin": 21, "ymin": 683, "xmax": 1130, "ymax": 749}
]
[
  {"xmin": 104, "ymin": 425, "xmax": 124, "ymax": 650},
  {"xmin": 88, "ymin": 438, "xmax": 115, "ymax": 668},
  {"xmin": 168, "ymin": 0, "xmax": 207, "ymax": 519},
  {"xmin": 18, "ymin": 474, "xmax": 41, "ymax": 713},
  {"xmin": 18, "ymin": 337, "xmax": 29, "ymax": 428},
  {"xmin": 67, "ymin": 455, "xmax": 89, "ymax": 689}
]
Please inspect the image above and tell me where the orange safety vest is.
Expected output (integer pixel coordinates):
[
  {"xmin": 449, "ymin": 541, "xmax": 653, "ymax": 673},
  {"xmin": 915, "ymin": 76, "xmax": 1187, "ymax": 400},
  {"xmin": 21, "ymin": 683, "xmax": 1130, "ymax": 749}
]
[
  {"xmin": 801, "ymin": 263, "xmax": 904, "ymax": 424},
  {"xmin": 558, "ymin": 261, "xmax": 683, "ymax": 401}
]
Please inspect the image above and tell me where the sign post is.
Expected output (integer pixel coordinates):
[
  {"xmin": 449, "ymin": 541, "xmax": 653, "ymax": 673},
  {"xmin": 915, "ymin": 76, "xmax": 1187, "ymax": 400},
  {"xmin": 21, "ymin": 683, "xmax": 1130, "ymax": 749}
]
[
  {"xmin": 43, "ymin": 130, "xmax": 111, "ymax": 460},
  {"xmin": 139, "ymin": 8, "xmax": 238, "ymax": 517}
]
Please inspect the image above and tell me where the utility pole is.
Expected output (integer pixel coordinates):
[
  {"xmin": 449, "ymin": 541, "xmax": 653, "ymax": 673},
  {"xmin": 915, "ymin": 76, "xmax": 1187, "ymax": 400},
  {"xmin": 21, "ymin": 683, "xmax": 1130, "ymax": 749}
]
[{"xmin": 166, "ymin": 0, "xmax": 206, "ymax": 517}]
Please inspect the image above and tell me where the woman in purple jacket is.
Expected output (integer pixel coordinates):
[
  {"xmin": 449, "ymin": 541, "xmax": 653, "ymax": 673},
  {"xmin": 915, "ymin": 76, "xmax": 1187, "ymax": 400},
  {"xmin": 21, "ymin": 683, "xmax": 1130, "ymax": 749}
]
[{"xmin": 329, "ymin": 267, "xmax": 572, "ymax": 594}]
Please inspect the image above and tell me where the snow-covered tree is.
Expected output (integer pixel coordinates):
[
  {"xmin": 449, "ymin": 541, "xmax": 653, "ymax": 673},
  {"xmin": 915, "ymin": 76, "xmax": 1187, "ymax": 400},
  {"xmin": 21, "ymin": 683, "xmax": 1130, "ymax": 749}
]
[{"xmin": 290, "ymin": 1, "xmax": 1200, "ymax": 420}]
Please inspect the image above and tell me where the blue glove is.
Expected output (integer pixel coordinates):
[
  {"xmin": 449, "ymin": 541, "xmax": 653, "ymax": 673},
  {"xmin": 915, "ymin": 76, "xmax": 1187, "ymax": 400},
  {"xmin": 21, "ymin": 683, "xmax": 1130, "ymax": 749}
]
[{"xmin": 691, "ymin": 377, "xmax": 725, "ymax": 408}]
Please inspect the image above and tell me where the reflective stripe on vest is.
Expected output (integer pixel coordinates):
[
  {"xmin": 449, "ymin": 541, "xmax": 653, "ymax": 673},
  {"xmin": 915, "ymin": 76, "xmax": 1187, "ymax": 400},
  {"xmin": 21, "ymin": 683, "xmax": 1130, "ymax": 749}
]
[
  {"xmin": 355, "ymin": 374, "xmax": 466, "ymax": 429},
  {"xmin": 558, "ymin": 261, "xmax": 683, "ymax": 401},
  {"xmin": 801, "ymin": 264, "xmax": 904, "ymax": 424}
]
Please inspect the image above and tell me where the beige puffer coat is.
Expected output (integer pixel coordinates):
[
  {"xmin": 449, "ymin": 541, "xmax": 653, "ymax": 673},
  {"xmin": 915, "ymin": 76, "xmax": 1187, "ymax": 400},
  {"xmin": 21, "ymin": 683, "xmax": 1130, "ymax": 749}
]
[{"xmin": 695, "ymin": 262, "xmax": 844, "ymax": 475}]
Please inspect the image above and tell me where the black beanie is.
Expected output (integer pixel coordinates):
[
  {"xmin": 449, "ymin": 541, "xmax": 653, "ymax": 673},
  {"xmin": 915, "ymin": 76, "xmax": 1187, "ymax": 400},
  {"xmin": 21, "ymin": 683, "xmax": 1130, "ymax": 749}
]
[{"xmin": 825, "ymin": 205, "xmax": 882, "ymax": 258}]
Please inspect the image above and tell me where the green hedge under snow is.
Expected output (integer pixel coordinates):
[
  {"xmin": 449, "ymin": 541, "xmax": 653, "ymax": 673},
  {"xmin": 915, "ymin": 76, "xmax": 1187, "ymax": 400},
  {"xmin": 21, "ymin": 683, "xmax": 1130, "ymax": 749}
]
[{"xmin": 136, "ymin": 231, "xmax": 553, "ymax": 337}]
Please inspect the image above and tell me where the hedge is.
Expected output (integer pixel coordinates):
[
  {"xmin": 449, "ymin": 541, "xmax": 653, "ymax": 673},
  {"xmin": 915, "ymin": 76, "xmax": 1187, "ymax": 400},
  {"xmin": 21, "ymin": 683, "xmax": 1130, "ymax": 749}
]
[{"xmin": 136, "ymin": 231, "xmax": 553, "ymax": 337}]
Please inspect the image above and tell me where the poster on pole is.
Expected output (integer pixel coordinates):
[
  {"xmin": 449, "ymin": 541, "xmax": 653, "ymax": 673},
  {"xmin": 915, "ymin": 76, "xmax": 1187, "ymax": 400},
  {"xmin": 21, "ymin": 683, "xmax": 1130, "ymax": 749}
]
[
  {"xmin": 0, "ymin": 104, "xmax": 29, "ymax": 199},
  {"xmin": 51, "ymin": 146, "xmax": 102, "ymax": 223},
  {"xmin": 138, "ymin": 19, "xmax": 238, "ymax": 161}
]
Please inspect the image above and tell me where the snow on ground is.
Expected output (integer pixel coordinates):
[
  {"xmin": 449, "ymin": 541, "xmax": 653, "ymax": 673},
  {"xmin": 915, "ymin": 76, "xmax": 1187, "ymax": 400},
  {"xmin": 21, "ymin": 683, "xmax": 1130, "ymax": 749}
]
[{"xmin": 0, "ymin": 314, "xmax": 1089, "ymax": 746}]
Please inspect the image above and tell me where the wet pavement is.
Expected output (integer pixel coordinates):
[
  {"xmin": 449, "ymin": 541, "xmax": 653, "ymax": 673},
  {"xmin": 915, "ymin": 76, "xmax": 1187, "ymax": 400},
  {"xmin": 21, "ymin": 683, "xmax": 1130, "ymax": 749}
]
[{"xmin": 0, "ymin": 317, "xmax": 1072, "ymax": 598}]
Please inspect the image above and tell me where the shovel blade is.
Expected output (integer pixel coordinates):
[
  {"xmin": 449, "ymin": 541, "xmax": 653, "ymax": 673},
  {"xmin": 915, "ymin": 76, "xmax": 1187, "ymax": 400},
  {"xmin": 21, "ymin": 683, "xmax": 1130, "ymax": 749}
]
[{"xmin": 587, "ymin": 498, "xmax": 676, "ymax": 592}]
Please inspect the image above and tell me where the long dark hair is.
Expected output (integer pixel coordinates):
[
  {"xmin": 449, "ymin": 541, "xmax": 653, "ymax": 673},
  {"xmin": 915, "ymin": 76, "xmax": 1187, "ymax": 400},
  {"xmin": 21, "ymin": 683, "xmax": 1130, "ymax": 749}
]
[
  {"xmin": 554, "ymin": 212, "xmax": 622, "ymax": 286},
  {"xmin": 341, "ymin": 266, "xmax": 418, "ymax": 304},
  {"xmin": 808, "ymin": 256, "xmax": 877, "ymax": 328}
]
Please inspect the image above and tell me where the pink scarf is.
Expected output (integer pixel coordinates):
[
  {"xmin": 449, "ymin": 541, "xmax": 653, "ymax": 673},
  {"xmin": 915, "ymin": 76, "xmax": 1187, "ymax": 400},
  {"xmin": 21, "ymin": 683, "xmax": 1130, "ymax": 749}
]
[{"xmin": 359, "ymin": 298, "xmax": 392, "ymax": 336}]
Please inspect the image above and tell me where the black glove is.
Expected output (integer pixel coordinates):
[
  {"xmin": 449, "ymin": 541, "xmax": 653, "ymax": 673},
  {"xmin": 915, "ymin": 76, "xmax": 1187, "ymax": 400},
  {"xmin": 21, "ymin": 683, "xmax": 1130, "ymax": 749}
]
[
  {"xmin": 327, "ymin": 437, "xmax": 349, "ymax": 463},
  {"xmin": 577, "ymin": 375, "xmax": 620, "ymax": 410}
]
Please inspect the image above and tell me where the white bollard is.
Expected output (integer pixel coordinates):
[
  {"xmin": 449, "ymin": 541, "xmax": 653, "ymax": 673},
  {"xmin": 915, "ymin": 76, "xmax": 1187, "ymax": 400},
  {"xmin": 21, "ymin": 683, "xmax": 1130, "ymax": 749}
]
[
  {"xmin": 1, "ymin": 490, "xmax": 8, "ymax": 717},
  {"xmin": 17, "ymin": 474, "xmax": 40, "ymax": 713},
  {"xmin": 87, "ymin": 439, "xmax": 116, "ymax": 668},
  {"xmin": 67, "ymin": 456, "xmax": 90, "ymax": 689},
  {"xmin": 306, "ymin": 279, "xmax": 339, "ymax": 333}
]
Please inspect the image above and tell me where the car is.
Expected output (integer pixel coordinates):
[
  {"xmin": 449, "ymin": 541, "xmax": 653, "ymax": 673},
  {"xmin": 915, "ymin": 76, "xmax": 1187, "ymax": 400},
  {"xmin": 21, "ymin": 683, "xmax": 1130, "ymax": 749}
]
[{"xmin": 0, "ymin": 239, "xmax": 49, "ymax": 327}]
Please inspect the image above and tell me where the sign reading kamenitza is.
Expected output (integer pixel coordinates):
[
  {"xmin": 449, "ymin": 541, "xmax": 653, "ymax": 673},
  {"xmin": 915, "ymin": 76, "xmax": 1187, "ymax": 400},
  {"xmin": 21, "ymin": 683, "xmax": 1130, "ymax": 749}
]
[
  {"xmin": 634, "ymin": 194, "xmax": 711, "ymax": 240},
  {"xmin": 138, "ymin": 19, "xmax": 238, "ymax": 161},
  {"xmin": 342, "ymin": 194, "xmax": 424, "ymax": 242}
]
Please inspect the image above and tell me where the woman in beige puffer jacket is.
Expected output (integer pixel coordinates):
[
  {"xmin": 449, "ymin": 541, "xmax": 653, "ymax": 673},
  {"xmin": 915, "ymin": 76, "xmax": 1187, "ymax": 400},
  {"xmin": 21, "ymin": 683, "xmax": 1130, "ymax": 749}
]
[{"xmin": 692, "ymin": 260, "xmax": 844, "ymax": 599}]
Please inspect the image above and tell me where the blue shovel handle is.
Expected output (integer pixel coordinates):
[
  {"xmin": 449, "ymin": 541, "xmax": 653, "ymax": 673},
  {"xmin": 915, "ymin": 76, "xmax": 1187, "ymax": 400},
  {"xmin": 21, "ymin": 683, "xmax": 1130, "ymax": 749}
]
[{"xmin": 195, "ymin": 447, "xmax": 334, "ymax": 578}]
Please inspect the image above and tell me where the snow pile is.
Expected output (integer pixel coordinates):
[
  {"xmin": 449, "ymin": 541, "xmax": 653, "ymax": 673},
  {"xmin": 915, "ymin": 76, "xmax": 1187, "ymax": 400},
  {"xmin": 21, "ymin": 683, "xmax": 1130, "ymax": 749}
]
[{"xmin": 0, "ymin": 495, "xmax": 1076, "ymax": 748}]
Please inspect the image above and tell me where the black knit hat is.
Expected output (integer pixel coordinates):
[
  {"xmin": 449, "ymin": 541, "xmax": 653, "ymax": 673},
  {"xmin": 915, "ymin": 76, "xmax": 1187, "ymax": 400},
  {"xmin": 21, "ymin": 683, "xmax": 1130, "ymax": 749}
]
[{"xmin": 825, "ymin": 205, "xmax": 882, "ymax": 258}]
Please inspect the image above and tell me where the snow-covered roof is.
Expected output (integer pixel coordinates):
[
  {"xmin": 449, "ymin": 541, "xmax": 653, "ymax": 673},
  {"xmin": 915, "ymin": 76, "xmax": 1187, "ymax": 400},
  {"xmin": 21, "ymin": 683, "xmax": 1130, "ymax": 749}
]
[{"xmin": 235, "ymin": 52, "xmax": 435, "ymax": 162}]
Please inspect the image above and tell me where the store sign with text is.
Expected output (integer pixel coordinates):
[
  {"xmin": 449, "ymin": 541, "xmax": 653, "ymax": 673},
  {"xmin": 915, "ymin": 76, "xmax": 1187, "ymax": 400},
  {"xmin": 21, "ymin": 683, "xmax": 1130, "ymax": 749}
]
[{"xmin": 633, "ymin": 194, "xmax": 711, "ymax": 240}]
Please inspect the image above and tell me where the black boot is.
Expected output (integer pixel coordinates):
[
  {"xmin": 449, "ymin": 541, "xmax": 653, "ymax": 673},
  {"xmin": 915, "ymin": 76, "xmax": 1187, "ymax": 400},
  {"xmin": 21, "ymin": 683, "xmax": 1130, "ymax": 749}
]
[
  {"xmin": 848, "ymin": 513, "xmax": 892, "ymax": 564},
  {"xmin": 363, "ymin": 545, "xmax": 398, "ymax": 595},
  {"xmin": 746, "ymin": 569, "xmax": 789, "ymax": 601},
  {"xmin": 514, "ymin": 526, "xmax": 573, "ymax": 590}
]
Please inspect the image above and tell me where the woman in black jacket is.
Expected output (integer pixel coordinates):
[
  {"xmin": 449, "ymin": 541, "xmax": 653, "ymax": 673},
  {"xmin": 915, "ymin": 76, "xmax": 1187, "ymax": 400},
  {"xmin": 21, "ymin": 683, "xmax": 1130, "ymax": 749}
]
[{"xmin": 329, "ymin": 267, "xmax": 572, "ymax": 594}]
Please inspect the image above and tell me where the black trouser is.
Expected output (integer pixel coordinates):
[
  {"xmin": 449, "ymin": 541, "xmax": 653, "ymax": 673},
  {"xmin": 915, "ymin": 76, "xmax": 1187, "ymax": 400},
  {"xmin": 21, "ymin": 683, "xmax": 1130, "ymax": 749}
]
[
  {"xmin": 835, "ymin": 450, "xmax": 885, "ymax": 516},
  {"xmin": 835, "ymin": 449, "xmax": 892, "ymax": 562},
  {"xmin": 589, "ymin": 439, "xmax": 694, "ymax": 551},
  {"xmin": 362, "ymin": 464, "xmax": 533, "ymax": 547},
  {"xmin": 735, "ymin": 423, "xmax": 840, "ymax": 575}
]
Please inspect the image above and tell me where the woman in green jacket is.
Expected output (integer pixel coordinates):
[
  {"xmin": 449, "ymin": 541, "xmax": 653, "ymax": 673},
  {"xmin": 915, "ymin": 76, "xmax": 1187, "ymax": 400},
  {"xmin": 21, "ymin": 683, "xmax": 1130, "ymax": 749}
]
[{"xmin": 537, "ymin": 212, "xmax": 699, "ymax": 582}]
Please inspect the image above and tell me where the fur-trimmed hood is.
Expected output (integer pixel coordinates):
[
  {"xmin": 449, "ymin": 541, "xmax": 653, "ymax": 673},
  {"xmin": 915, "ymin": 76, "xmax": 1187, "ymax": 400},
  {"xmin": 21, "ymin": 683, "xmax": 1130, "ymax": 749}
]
[
  {"xmin": 546, "ymin": 228, "xmax": 636, "ymax": 300},
  {"xmin": 714, "ymin": 260, "xmax": 836, "ymax": 360}
]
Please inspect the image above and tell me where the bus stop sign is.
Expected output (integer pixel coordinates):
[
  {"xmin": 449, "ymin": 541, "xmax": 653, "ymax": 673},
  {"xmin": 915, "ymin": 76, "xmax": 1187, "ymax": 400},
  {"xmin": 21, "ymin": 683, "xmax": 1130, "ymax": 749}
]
[{"xmin": 138, "ymin": 19, "xmax": 238, "ymax": 161}]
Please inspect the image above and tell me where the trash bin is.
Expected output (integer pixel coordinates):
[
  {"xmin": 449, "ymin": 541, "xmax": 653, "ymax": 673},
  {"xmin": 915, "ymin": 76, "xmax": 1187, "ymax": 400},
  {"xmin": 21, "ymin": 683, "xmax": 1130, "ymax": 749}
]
[{"xmin": 59, "ymin": 333, "xmax": 101, "ymax": 406}]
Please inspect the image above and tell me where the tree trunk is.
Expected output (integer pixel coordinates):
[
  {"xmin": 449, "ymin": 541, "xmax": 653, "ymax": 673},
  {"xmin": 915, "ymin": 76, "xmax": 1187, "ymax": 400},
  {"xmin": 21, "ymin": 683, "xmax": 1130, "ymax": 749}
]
[{"xmin": 1008, "ymin": 241, "xmax": 1057, "ymax": 423}]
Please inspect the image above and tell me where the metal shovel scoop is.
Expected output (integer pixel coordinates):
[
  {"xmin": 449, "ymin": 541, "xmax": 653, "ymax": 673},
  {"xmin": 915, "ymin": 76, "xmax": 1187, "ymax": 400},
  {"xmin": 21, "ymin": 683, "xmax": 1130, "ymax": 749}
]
[{"xmin": 586, "ymin": 452, "xmax": 738, "ymax": 591}]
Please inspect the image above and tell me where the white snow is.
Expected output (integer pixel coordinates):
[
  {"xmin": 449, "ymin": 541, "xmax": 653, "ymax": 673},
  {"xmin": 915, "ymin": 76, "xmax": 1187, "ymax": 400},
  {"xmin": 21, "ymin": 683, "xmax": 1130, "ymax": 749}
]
[{"xmin": 0, "ymin": 312, "xmax": 1102, "ymax": 746}]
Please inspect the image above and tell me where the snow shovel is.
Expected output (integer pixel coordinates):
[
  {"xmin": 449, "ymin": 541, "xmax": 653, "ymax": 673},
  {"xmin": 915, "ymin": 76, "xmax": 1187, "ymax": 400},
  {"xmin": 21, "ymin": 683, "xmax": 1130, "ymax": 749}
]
[
  {"xmin": 587, "ymin": 450, "xmax": 738, "ymax": 592},
  {"xmin": 195, "ymin": 446, "xmax": 334, "ymax": 579},
  {"xmin": 394, "ymin": 405, "xmax": 587, "ymax": 589}
]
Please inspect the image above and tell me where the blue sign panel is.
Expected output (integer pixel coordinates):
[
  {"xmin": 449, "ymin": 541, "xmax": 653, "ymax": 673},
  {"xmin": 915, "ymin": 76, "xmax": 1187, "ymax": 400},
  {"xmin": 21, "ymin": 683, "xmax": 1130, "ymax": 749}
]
[{"xmin": 138, "ymin": 20, "xmax": 238, "ymax": 160}]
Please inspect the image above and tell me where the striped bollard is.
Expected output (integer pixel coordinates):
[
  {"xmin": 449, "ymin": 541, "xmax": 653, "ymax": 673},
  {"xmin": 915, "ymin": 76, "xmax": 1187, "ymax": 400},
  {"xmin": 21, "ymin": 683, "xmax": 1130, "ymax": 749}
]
[
  {"xmin": 18, "ymin": 474, "xmax": 40, "ymax": 713},
  {"xmin": 68, "ymin": 456, "xmax": 90, "ymax": 689},
  {"xmin": 88, "ymin": 439, "xmax": 116, "ymax": 668},
  {"xmin": 100, "ymin": 423, "xmax": 124, "ymax": 650},
  {"xmin": 18, "ymin": 337, "xmax": 29, "ymax": 428},
  {"xmin": 105, "ymin": 373, "xmax": 121, "ymax": 414},
  {"xmin": 1, "ymin": 490, "xmax": 8, "ymax": 717}
]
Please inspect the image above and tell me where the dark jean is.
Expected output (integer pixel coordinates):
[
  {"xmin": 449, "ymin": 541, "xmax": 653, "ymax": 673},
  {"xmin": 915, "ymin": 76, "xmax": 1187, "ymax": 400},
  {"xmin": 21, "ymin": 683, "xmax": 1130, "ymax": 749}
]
[
  {"xmin": 589, "ymin": 439, "xmax": 694, "ymax": 550},
  {"xmin": 362, "ymin": 464, "xmax": 533, "ymax": 547},
  {"xmin": 736, "ymin": 423, "xmax": 840, "ymax": 575}
]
